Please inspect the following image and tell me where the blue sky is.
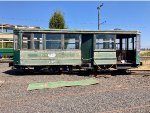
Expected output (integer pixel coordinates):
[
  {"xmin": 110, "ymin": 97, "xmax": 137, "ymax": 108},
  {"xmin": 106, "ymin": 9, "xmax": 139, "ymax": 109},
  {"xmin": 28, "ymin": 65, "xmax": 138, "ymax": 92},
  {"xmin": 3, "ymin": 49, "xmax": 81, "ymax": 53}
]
[{"xmin": 0, "ymin": 1, "xmax": 150, "ymax": 48}]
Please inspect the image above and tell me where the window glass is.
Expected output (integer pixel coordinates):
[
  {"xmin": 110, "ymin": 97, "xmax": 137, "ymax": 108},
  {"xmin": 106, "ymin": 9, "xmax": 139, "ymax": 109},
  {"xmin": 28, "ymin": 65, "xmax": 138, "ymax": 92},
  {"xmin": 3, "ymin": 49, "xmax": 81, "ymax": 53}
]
[
  {"xmin": 122, "ymin": 38, "xmax": 127, "ymax": 50},
  {"xmin": 34, "ymin": 33, "xmax": 42, "ymax": 49},
  {"xmin": 46, "ymin": 34, "xmax": 61, "ymax": 40},
  {"xmin": 128, "ymin": 38, "xmax": 133, "ymax": 50},
  {"xmin": 46, "ymin": 34, "xmax": 61, "ymax": 49},
  {"xmin": 46, "ymin": 41, "xmax": 61, "ymax": 49},
  {"xmin": 22, "ymin": 33, "xmax": 32, "ymax": 49},
  {"xmin": 96, "ymin": 43, "xmax": 103, "ymax": 49},
  {"xmin": 3, "ymin": 41, "xmax": 13, "ymax": 48},
  {"xmin": 0, "ymin": 40, "xmax": 2, "ymax": 48},
  {"xmin": 116, "ymin": 38, "xmax": 120, "ymax": 50},
  {"xmin": 95, "ymin": 34, "xmax": 115, "ymax": 49},
  {"xmin": 64, "ymin": 34, "xmax": 80, "ymax": 49}
]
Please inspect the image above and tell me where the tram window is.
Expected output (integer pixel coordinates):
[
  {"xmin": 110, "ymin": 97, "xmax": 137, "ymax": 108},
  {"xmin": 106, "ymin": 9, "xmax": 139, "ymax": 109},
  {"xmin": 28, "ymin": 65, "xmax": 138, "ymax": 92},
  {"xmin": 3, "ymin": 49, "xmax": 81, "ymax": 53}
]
[
  {"xmin": 22, "ymin": 33, "xmax": 32, "ymax": 49},
  {"xmin": 122, "ymin": 38, "xmax": 127, "ymax": 50},
  {"xmin": 64, "ymin": 34, "xmax": 80, "ymax": 49},
  {"xmin": 64, "ymin": 43, "xmax": 79, "ymax": 49},
  {"xmin": 109, "ymin": 42, "xmax": 115, "ymax": 49},
  {"xmin": 116, "ymin": 39, "xmax": 120, "ymax": 50},
  {"xmin": 116, "ymin": 35, "xmax": 137, "ymax": 50},
  {"xmin": 95, "ymin": 34, "xmax": 115, "ymax": 49},
  {"xmin": 129, "ymin": 38, "xmax": 133, "ymax": 50},
  {"xmin": 46, "ymin": 34, "xmax": 61, "ymax": 49},
  {"xmin": 96, "ymin": 43, "xmax": 103, "ymax": 49},
  {"xmin": 46, "ymin": 41, "xmax": 61, "ymax": 49},
  {"xmin": 3, "ymin": 41, "xmax": 13, "ymax": 48},
  {"xmin": 0, "ymin": 40, "xmax": 2, "ymax": 48},
  {"xmin": 34, "ymin": 33, "xmax": 42, "ymax": 50}
]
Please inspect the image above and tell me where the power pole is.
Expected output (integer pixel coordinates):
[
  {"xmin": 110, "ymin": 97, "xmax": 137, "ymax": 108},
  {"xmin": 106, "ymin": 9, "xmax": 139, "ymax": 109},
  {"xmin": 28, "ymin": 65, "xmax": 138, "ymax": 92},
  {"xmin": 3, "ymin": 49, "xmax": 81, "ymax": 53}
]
[{"xmin": 97, "ymin": 3, "xmax": 103, "ymax": 30}]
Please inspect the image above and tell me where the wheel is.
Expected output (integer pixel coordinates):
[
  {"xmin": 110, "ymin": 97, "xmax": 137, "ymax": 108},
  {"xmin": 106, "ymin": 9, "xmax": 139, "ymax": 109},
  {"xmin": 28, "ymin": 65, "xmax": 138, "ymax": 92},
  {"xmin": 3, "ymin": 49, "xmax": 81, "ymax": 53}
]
[
  {"xmin": 117, "ymin": 69, "xmax": 127, "ymax": 74},
  {"xmin": 51, "ymin": 67, "xmax": 61, "ymax": 74}
]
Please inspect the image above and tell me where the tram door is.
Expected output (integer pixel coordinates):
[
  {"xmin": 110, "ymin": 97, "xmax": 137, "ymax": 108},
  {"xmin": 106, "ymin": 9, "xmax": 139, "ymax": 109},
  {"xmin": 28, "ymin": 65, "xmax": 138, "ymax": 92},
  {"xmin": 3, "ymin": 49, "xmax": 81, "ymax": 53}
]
[{"xmin": 81, "ymin": 34, "xmax": 93, "ymax": 67}]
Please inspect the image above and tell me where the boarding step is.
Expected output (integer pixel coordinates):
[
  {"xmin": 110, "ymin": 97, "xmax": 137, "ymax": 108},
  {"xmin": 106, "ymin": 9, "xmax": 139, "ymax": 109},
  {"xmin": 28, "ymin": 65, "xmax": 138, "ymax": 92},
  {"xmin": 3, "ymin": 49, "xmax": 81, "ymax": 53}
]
[
  {"xmin": 117, "ymin": 64, "xmax": 132, "ymax": 69},
  {"xmin": 82, "ymin": 67, "xmax": 93, "ymax": 70}
]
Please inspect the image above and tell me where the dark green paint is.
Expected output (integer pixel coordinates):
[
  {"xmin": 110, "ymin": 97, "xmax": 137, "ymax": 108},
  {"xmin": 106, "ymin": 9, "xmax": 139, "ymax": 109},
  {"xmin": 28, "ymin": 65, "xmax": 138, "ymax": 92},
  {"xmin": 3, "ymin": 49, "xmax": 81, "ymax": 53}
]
[
  {"xmin": 81, "ymin": 34, "xmax": 93, "ymax": 64},
  {"xmin": 0, "ymin": 48, "xmax": 13, "ymax": 56},
  {"xmin": 13, "ymin": 50, "xmax": 20, "ymax": 64},
  {"xmin": 136, "ymin": 51, "xmax": 140, "ymax": 64}
]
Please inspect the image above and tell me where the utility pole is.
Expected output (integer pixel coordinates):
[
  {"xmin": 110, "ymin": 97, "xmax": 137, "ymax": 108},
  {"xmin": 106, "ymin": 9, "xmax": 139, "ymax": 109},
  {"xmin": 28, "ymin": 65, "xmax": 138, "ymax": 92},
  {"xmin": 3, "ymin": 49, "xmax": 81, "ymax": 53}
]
[{"xmin": 97, "ymin": 3, "xmax": 103, "ymax": 30}]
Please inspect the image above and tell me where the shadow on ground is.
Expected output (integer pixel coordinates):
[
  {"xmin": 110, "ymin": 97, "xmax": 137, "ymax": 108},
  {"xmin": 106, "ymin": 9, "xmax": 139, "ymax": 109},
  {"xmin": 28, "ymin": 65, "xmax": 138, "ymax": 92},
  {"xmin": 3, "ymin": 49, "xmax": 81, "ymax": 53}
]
[{"xmin": 3, "ymin": 68, "xmax": 132, "ymax": 77}]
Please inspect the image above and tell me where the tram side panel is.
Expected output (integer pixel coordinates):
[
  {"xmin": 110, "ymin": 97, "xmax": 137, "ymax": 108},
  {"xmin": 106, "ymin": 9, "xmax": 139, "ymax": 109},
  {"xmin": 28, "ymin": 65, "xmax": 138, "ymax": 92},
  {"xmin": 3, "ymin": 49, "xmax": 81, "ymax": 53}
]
[
  {"xmin": 13, "ymin": 32, "xmax": 82, "ymax": 69},
  {"xmin": 94, "ymin": 51, "xmax": 116, "ymax": 65},
  {"xmin": 93, "ymin": 34, "xmax": 117, "ymax": 69},
  {"xmin": 14, "ymin": 50, "xmax": 81, "ymax": 66}
]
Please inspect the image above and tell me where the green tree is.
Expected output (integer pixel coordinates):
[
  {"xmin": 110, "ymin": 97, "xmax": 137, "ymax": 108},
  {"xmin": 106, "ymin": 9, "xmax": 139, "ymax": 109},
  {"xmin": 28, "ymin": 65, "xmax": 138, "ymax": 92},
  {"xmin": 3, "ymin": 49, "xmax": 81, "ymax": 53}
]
[{"xmin": 49, "ymin": 11, "xmax": 66, "ymax": 29}]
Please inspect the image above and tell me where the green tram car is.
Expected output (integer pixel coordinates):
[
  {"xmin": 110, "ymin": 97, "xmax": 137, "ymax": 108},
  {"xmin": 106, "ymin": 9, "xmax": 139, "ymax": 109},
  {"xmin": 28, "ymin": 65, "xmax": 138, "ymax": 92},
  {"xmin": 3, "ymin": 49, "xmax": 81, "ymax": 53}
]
[
  {"xmin": 12, "ymin": 29, "xmax": 141, "ymax": 72},
  {"xmin": 0, "ymin": 32, "xmax": 13, "ymax": 59}
]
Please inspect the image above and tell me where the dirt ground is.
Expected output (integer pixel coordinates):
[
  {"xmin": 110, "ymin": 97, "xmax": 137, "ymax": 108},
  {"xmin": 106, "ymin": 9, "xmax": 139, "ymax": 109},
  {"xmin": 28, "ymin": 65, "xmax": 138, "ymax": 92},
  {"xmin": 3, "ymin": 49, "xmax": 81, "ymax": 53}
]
[
  {"xmin": 130, "ymin": 64, "xmax": 150, "ymax": 70},
  {"xmin": 0, "ymin": 63, "xmax": 150, "ymax": 113}
]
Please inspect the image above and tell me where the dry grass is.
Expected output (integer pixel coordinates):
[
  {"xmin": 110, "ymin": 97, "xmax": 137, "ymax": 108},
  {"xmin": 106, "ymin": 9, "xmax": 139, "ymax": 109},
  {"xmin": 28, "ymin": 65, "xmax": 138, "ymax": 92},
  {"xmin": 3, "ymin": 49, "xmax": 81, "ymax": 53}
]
[
  {"xmin": 140, "ymin": 50, "xmax": 150, "ymax": 56},
  {"xmin": 140, "ymin": 50, "xmax": 150, "ymax": 53},
  {"xmin": 130, "ymin": 58, "xmax": 150, "ymax": 70},
  {"xmin": 131, "ymin": 63, "xmax": 150, "ymax": 70},
  {"xmin": 142, "ymin": 60, "xmax": 150, "ymax": 65},
  {"xmin": 135, "ymin": 65, "xmax": 150, "ymax": 70}
]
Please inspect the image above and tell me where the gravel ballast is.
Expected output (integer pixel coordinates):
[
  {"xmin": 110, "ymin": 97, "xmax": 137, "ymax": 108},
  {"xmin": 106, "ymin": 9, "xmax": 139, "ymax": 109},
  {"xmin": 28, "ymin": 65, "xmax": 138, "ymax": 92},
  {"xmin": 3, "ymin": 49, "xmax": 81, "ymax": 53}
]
[{"xmin": 0, "ymin": 63, "xmax": 150, "ymax": 113}]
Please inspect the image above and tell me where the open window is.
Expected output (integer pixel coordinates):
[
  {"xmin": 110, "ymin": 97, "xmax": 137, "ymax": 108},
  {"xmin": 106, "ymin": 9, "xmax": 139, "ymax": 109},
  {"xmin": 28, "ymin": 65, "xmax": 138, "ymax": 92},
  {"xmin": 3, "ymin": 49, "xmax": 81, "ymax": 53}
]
[{"xmin": 116, "ymin": 34, "xmax": 138, "ymax": 64}]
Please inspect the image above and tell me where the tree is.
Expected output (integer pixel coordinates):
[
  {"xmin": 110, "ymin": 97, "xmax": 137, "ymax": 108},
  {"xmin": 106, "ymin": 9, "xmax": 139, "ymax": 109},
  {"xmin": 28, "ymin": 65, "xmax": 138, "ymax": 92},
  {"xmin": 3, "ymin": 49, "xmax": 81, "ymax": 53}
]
[{"xmin": 49, "ymin": 11, "xmax": 66, "ymax": 29}]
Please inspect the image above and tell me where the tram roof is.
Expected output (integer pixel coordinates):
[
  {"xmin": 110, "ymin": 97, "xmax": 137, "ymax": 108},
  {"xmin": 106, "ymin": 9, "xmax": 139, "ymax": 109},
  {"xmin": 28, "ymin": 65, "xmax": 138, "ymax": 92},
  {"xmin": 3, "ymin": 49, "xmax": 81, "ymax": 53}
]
[{"xmin": 14, "ymin": 28, "xmax": 141, "ymax": 35}]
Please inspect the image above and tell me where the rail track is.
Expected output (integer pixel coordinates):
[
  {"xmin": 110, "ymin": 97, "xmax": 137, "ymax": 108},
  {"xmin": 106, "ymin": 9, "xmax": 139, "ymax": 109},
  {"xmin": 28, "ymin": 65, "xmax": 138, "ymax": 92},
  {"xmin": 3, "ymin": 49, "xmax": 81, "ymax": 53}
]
[
  {"xmin": 91, "ymin": 70, "xmax": 150, "ymax": 77},
  {"xmin": 6, "ymin": 67, "xmax": 150, "ymax": 77},
  {"xmin": 0, "ymin": 58, "xmax": 150, "ymax": 76}
]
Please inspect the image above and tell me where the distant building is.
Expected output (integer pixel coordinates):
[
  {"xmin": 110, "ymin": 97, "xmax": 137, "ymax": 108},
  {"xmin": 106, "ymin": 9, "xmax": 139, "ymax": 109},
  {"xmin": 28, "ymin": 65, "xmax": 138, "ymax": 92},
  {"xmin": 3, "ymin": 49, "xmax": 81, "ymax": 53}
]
[
  {"xmin": 0, "ymin": 23, "xmax": 40, "ymax": 33},
  {"xmin": 0, "ymin": 23, "xmax": 40, "ymax": 39}
]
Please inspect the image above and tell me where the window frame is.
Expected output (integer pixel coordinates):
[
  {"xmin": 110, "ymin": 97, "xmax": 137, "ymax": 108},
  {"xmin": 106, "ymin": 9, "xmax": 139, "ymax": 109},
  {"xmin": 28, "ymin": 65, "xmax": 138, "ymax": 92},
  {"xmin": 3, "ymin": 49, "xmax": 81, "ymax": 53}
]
[
  {"xmin": 45, "ymin": 33, "xmax": 62, "ymax": 50},
  {"xmin": 135, "ymin": 34, "xmax": 140, "ymax": 51},
  {"xmin": 13, "ymin": 33, "xmax": 18, "ymax": 50},
  {"xmin": 22, "ymin": 33, "xmax": 33, "ymax": 50},
  {"xmin": 33, "ymin": 33, "xmax": 43, "ymax": 50},
  {"xmin": 94, "ymin": 34, "xmax": 116, "ymax": 50},
  {"xmin": 63, "ymin": 34, "xmax": 81, "ymax": 50}
]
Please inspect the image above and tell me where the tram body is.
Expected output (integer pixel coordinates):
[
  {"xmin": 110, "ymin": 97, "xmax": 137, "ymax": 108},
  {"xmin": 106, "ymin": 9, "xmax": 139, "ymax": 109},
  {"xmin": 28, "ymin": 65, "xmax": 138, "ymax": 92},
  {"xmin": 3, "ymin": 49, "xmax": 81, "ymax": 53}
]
[
  {"xmin": 12, "ymin": 29, "xmax": 141, "ymax": 71},
  {"xmin": 0, "ymin": 33, "xmax": 13, "ymax": 59}
]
